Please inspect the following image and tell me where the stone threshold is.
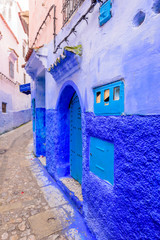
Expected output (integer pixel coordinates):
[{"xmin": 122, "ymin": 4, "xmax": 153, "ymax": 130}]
[
  {"xmin": 55, "ymin": 176, "xmax": 83, "ymax": 215},
  {"xmin": 38, "ymin": 155, "xmax": 84, "ymax": 215}
]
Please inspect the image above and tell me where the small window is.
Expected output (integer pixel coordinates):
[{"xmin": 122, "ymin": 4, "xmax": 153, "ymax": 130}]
[
  {"xmin": 93, "ymin": 80, "xmax": 124, "ymax": 116},
  {"xmin": 62, "ymin": 0, "xmax": 85, "ymax": 26},
  {"xmin": 96, "ymin": 91, "xmax": 101, "ymax": 103},
  {"xmin": 9, "ymin": 61, "xmax": 14, "ymax": 79},
  {"xmin": 152, "ymin": 0, "xmax": 160, "ymax": 14},
  {"xmin": 23, "ymin": 45, "xmax": 25, "ymax": 58},
  {"xmin": 17, "ymin": 59, "xmax": 19, "ymax": 72},
  {"xmin": 0, "ymin": 31, "xmax": 2, "ymax": 40},
  {"xmin": 104, "ymin": 89, "xmax": 109, "ymax": 105},
  {"xmin": 99, "ymin": 0, "xmax": 112, "ymax": 26},
  {"xmin": 113, "ymin": 86, "xmax": 120, "ymax": 101},
  {"xmin": 2, "ymin": 102, "xmax": 7, "ymax": 113},
  {"xmin": 24, "ymin": 73, "xmax": 26, "ymax": 84},
  {"xmin": 133, "ymin": 11, "xmax": 145, "ymax": 27}
]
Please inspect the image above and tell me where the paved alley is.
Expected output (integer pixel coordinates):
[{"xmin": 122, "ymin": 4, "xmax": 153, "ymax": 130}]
[{"xmin": 0, "ymin": 122, "xmax": 95, "ymax": 240}]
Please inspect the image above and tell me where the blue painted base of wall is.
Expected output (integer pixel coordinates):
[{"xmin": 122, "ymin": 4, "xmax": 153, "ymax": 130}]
[
  {"xmin": 46, "ymin": 109, "xmax": 160, "ymax": 240},
  {"xmin": 0, "ymin": 109, "xmax": 31, "ymax": 135},
  {"xmin": 46, "ymin": 109, "xmax": 70, "ymax": 178},
  {"xmin": 34, "ymin": 108, "xmax": 46, "ymax": 157},
  {"xmin": 83, "ymin": 113, "xmax": 160, "ymax": 240}
]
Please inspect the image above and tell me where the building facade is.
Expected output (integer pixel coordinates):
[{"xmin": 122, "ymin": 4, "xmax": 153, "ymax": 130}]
[
  {"xmin": 26, "ymin": 0, "xmax": 160, "ymax": 239},
  {"xmin": 0, "ymin": 0, "xmax": 31, "ymax": 134}
]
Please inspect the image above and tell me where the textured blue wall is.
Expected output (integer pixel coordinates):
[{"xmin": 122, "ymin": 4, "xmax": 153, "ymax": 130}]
[
  {"xmin": 83, "ymin": 113, "xmax": 160, "ymax": 240},
  {"xmin": 46, "ymin": 84, "xmax": 77, "ymax": 178},
  {"xmin": 46, "ymin": 107, "xmax": 160, "ymax": 240},
  {"xmin": 34, "ymin": 108, "xmax": 46, "ymax": 156},
  {"xmin": 30, "ymin": 75, "xmax": 46, "ymax": 157},
  {"xmin": 46, "ymin": 109, "xmax": 58, "ymax": 175},
  {"xmin": 0, "ymin": 109, "xmax": 31, "ymax": 135}
]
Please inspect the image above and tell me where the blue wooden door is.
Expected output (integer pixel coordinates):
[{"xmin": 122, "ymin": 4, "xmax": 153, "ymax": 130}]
[{"xmin": 70, "ymin": 93, "xmax": 82, "ymax": 184}]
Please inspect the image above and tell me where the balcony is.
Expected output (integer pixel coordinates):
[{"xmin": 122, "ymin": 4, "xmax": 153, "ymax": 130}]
[{"xmin": 62, "ymin": 0, "xmax": 85, "ymax": 26}]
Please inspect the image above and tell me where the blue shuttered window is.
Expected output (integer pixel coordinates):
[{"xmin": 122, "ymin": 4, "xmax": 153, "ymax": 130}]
[
  {"xmin": 99, "ymin": 0, "xmax": 112, "ymax": 26},
  {"xmin": 93, "ymin": 81, "xmax": 124, "ymax": 115}
]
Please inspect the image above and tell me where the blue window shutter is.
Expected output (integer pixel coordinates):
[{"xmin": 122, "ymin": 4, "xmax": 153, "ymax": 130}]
[
  {"xmin": 90, "ymin": 137, "xmax": 114, "ymax": 185},
  {"xmin": 99, "ymin": 0, "xmax": 112, "ymax": 26},
  {"xmin": 94, "ymin": 80, "xmax": 124, "ymax": 116}
]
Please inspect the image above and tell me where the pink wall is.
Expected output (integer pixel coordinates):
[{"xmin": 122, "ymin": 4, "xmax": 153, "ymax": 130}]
[
  {"xmin": 29, "ymin": 0, "xmax": 63, "ymax": 48},
  {"xmin": 0, "ymin": 9, "xmax": 31, "ymax": 112}
]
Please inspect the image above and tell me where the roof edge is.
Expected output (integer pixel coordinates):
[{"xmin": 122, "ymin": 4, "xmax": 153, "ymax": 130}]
[{"xmin": 0, "ymin": 14, "xmax": 19, "ymax": 44}]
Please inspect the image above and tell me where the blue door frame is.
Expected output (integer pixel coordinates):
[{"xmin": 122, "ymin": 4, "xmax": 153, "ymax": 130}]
[{"xmin": 70, "ymin": 93, "xmax": 82, "ymax": 184}]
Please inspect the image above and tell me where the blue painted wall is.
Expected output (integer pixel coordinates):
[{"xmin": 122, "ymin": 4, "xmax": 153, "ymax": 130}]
[
  {"xmin": 83, "ymin": 113, "xmax": 160, "ymax": 240},
  {"xmin": 30, "ymin": 75, "xmax": 46, "ymax": 156},
  {"xmin": 46, "ymin": 0, "xmax": 160, "ymax": 115},
  {"xmin": 35, "ymin": 108, "xmax": 46, "ymax": 156},
  {"xmin": 0, "ymin": 88, "xmax": 31, "ymax": 135},
  {"xmin": 46, "ymin": 107, "xmax": 160, "ymax": 239},
  {"xmin": 28, "ymin": 0, "xmax": 160, "ymax": 239},
  {"xmin": 46, "ymin": 85, "xmax": 76, "ymax": 178},
  {"xmin": 0, "ymin": 109, "xmax": 31, "ymax": 135}
]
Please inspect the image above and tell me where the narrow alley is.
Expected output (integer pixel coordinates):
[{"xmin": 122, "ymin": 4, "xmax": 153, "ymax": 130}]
[
  {"xmin": 1, "ymin": 0, "xmax": 160, "ymax": 239},
  {"xmin": 0, "ymin": 122, "xmax": 94, "ymax": 240}
]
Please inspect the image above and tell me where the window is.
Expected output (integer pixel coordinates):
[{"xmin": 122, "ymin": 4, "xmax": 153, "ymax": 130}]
[
  {"xmin": 133, "ymin": 11, "xmax": 145, "ymax": 27},
  {"xmin": 152, "ymin": 0, "xmax": 160, "ymax": 14},
  {"xmin": 113, "ymin": 86, "xmax": 120, "ymax": 101},
  {"xmin": 17, "ymin": 59, "xmax": 19, "ymax": 72},
  {"xmin": 2, "ymin": 102, "xmax": 7, "ymax": 113},
  {"xmin": 93, "ymin": 80, "xmax": 124, "ymax": 115},
  {"xmin": 62, "ymin": 0, "xmax": 85, "ymax": 26},
  {"xmin": 96, "ymin": 91, "xmax": 101, "ymax": 103},
  {"xmin": 9, "ymin": 61, "xmax": 14, "ymax": 79},
  {"xmin": 23, "ymin": 45, "xmax": 25, "ymax": 58},
  {"xmin": 0, "ymin": 31, "xmax": 2, "ymax": 40},
  {"xmin": 24, "ymin": 73, "xmax": 26, "ymax": 84},
  {"xmin": 99, "ymin": 0, "xmax": 112, "ymax": 26},
  {"xmin": 104, "ymin": 89, "xmax": 109, "ymax": 105}
]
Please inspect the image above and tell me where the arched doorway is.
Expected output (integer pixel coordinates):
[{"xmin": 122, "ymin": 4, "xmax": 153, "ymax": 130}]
[
  {"xmin": 69, "ymin": 92, "xmax": 82, "ymax": 184},
  {"xmin": 54, "ymin": 82, "xmax": 83, "ymax": 184}
]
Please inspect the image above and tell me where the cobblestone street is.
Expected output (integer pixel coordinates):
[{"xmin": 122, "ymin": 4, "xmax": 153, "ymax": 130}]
[{"xmin": 0, "ymin": 122, "xmax": 94, "ymax": 240}]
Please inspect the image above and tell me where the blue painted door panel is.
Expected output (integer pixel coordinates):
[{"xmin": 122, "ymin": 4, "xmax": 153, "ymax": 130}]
[
  {"xmin": 90, "ymin": 137, "xmax": 114, "ymax": 185},
  {"xmin": 70, "ymin": 93, "xmax": 82, "ymax": 184}
]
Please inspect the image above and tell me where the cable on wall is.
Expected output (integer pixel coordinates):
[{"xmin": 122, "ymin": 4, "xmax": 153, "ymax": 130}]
[
  {"xmin": 31, "ymin": 4, "xmax": 56, "ymax": 50},
  {"xmin": 53, "ymin": 0, "xmax": 101, "ymax": 54}
]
